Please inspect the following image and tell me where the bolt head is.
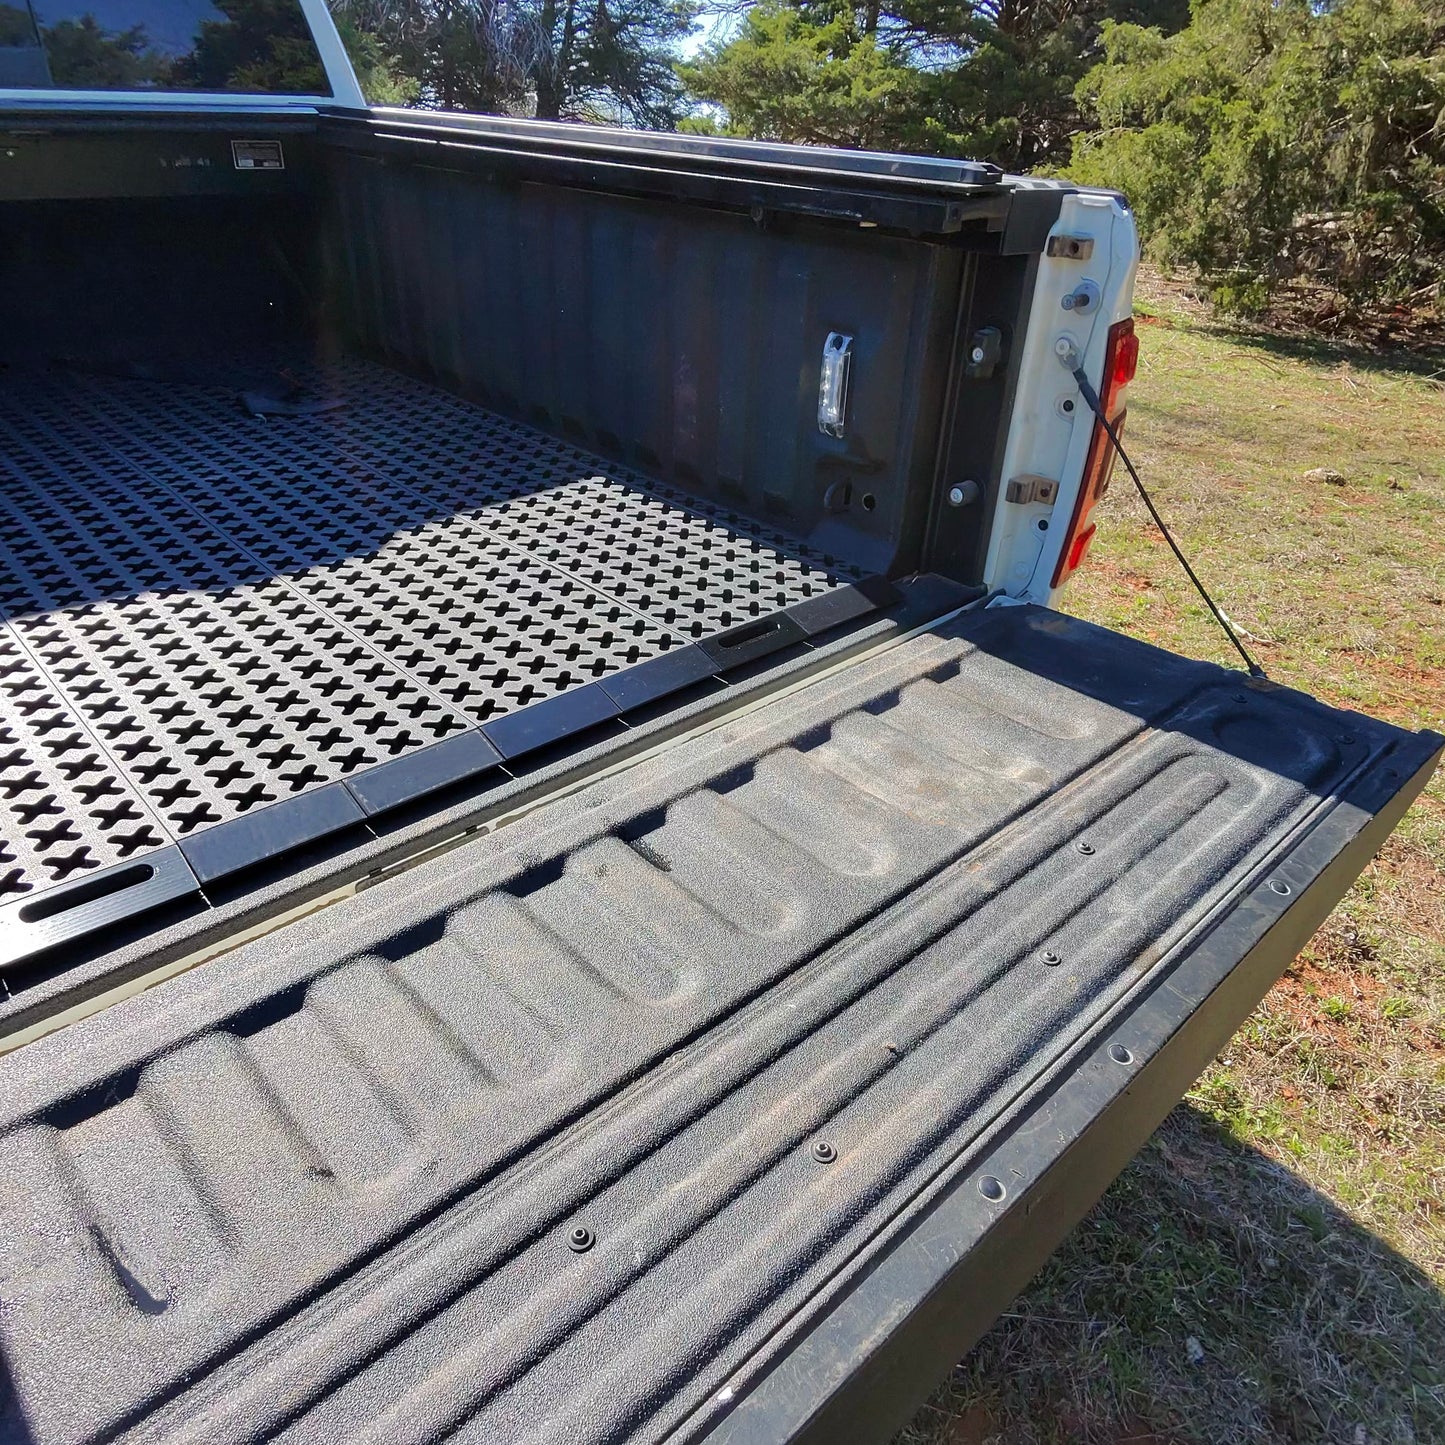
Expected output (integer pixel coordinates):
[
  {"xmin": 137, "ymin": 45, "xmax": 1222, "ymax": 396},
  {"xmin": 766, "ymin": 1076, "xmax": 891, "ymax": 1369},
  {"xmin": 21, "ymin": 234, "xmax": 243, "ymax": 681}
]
[
  {"xmin": 1054, "ymin": 337, "xmax": 1073, "ymax": 357},
  {"xmin": 948, "ymin": 485, "xmax": 966, "ymax": 506},
  {"xmin": 811, "ymin": 1141, "xmax": 837, "ymax": 1164},
  {"xmin": 1061, "ymin": 294, "xmax": 1075, "ymax": 310},
  {"xmin": 970, "ymin": 346, "xmax": 986, "ymax": 363},
  {"xmin": 568, "ymin": 1225, "xmax": 595, "ymax": 1253}
]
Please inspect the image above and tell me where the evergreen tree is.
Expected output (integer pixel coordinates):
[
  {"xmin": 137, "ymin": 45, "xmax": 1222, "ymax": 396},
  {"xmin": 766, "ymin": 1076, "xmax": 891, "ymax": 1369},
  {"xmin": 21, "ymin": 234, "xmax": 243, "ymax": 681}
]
[
  {"xmin": 329, "ymin": 0, "xmax": 696, "ymax": 123},
  {"xmin": 34, "ymin": 15, "xmax": 162, "ymax": 87},
  {"xmin": 181, "ymin": 0, "xmax": 330, "ymax": 91},
  {"xmin": 681, "ymin": 0, "xmax": 1190, "ymax": 167},
  {"xmin": 1070, "ymin": 0, "xmax": 1445, "ymax": 314}
]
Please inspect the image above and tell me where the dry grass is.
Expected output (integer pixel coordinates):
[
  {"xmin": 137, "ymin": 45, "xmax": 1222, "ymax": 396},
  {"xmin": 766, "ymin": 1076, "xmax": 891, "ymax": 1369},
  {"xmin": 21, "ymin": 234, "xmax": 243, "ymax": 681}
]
[{"xmin": 897, "ymin": 268, "xmax": 1445, "ymax": 1445}]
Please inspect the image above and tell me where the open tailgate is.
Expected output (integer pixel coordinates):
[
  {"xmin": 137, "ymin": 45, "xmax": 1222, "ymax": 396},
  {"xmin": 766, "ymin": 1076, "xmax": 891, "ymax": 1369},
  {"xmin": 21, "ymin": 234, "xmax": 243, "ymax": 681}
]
[{"xmin": 0, "ymin": 602, "xmax": 1437, "ymax": 1445}]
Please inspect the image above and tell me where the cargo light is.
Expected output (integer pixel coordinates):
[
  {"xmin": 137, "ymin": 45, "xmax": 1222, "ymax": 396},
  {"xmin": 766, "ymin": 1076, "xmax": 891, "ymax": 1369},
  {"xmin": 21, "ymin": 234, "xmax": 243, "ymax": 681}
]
[{"xmin": 1052, "ymin": 317, "xmax": 1136, "ymax": 588}]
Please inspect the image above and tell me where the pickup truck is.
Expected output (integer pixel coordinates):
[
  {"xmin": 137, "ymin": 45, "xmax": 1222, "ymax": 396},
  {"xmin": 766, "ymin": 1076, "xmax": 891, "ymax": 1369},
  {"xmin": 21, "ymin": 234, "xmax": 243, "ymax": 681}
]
[{"xmin": 0, "ymin": 3, "xmax": 1439, "ymax": 1442}]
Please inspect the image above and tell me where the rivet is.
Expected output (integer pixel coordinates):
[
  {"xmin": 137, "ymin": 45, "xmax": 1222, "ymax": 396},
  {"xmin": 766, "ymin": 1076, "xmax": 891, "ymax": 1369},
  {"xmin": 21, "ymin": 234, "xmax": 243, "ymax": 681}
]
[
  {"xmin": 811, "ymin": 1141, "xmax": 837, "ymax": 1164},
  {"xmin": 568, "ymin": 1225, "xmax": 595, "ymax": 1253},
  {"xmin": 978, "ymin": 1175, "xmax": 1006, "ymax": 1202}
]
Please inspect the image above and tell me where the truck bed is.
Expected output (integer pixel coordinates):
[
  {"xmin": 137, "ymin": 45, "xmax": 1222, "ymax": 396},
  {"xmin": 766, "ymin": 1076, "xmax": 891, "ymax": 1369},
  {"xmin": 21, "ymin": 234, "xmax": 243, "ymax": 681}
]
[
  {"xmin": 2, "ymin": 108, "xmax": 1441, "ymax": 1445},
  {"xmin": 0, "ymin": 355, "xmax": 861, "ymax": 968},
  {"xmin": 0, "ymin": 601, "xmax": 1437, "ymax": 1445}
]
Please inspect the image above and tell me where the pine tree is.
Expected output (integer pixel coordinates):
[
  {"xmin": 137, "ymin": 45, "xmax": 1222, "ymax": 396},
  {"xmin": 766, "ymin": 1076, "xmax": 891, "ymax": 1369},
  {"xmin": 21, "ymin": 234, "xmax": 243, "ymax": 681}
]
[
  {"xmin": 681, "ymin": 0, "xmax": 1190, "ymax": 166},
  {"xmin": 1070, "ymin": 0, "xmax": 1445, "ymax": 315},
  {"xmin": 329, "ymin": 0, "xmax": 697, "ymax": 123}
]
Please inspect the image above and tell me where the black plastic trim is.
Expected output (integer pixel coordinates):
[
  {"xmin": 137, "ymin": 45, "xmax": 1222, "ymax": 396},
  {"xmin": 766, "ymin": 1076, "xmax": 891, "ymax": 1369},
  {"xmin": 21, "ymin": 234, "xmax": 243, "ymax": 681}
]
[
  {"xmin": 322, "ymin": 117, "xmax": 1017, "ymax": 239},
  {"xmin": 363, "ymin": 109, "xmax": 1004, "ymax": 191},
  {"xmin": 178, "ymin": 784, "xmax": 365, "ymax": 884},
  {"xmin": 999, "ymin": 187, "xmax": 1069, "ymax": 255},
  {"xmin": 481, "ymin": 684, "xmax": 622, "ymax": 761},
  {"xmin": 599, "ymin": 646, "xmax": 722, "ymax": 713},
  {"xmin": 345, "ymin": 731, "xmax": 505, "ymax": 817},
  {"xmin": 783, "ymin": 578, "xmax": 901, "ymax": 639},
  {"xmin": 699, "ymin": 615, "xmax": 809, "ymax": 671},
  {"xmin": 0, "ymin": 583, "xmax": 980, "ymax": 1036},
  {"xmin": 0, "ymin": 846, "xmax": 199, "ymax": 967}
]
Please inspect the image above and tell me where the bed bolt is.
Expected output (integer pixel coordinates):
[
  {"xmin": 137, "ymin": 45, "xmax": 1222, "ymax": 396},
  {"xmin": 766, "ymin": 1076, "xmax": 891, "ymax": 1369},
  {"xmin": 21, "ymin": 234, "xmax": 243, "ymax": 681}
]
[
  {"xmin": 1041, "ymin": 949, "xmax": 1062, "ymax": 966},
  {"xmin": 1339, "ymin": 733, "xmax": 1356, "ymax": 745},
  {"xmin": 567, "ymin": 1225, "xmax": 595, "ymax": 1253},
  {"xmin": 1076, "ymin": 840, "xmax": 1095, "ymax": 856},
  {"xmin": 811, "ymin": 1141, "xmax": 837, "ymax": 1164},
  {"xmin": 1267, "ymin": 879, "xmax": 1292, "ymax": 897},
  {"xmin": 1108, "ymin": 1044, "xmax": 1134, "ymax": 1066},
  {"xmin": 978, "ymin": 1175, "xmax": 1006, "ymax": 1202}
]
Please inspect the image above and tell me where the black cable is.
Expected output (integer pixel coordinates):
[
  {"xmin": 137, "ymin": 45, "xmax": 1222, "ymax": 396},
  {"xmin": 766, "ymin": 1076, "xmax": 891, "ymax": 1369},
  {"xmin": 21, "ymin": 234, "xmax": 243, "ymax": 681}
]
[{"xmin": 1071, "ymin": 365, "xmax": 1268, "ymax": 680}]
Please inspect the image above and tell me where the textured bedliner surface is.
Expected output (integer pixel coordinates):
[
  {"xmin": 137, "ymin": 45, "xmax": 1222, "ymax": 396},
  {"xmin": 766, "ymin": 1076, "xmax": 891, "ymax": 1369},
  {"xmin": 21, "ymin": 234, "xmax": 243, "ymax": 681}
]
[
  {"xmin": 0, "ymin": 603, "xmax": 1426, "ymax": 1445},
  {"xmin": 0, "ymin": 357, "xmax": 855, "ymax": 922}
]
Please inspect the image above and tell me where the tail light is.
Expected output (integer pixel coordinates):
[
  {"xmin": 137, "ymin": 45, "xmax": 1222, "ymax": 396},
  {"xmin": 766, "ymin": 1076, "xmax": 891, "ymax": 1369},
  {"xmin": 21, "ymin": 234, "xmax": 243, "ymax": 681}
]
[{"xmin": 1052, "ymin": 317, "xmax": 1138, "ymax": 588}]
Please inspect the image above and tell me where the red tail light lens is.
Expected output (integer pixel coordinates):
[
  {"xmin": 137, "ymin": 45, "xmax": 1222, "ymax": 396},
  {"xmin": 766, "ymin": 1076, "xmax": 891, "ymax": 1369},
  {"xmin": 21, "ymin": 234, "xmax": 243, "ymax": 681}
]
[
  {"xmin": 1052, "ymin": 318, "xmax": 1137, "ymax": 589},
  {"xmin": 1065, "ymin": 521, "xmax": 1097, "ymax": 575},
  {"xmin": 1107, "ymin": 323, "xmax": 1139, "ymax": 410}
]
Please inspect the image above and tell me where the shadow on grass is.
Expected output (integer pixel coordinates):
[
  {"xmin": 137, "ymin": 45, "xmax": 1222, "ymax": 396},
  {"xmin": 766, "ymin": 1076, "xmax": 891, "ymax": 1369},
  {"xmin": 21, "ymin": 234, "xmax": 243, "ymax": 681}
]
[
  {"xmin": 1217, "ymin": 326, "xmax": 1445, "ymax": 384},
  {"xmin": 899, "ymin": 1103, "xmax": 1444, "ymax": 1445},
  {"xmin": 1149, "ymin": 308, "xmax": 1445, "ymax": 385}
]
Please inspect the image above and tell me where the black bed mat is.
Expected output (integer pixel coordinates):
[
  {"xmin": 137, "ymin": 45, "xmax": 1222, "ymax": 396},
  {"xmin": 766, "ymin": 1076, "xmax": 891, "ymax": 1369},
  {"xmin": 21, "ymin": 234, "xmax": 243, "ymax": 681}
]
[
  {"xmin": 0, "ymin": 358, "xmax": 866, "ymax": 964},
  {"xmin": 0, "ymin": 603, "xmax": 1435, "ymax": 1445}
]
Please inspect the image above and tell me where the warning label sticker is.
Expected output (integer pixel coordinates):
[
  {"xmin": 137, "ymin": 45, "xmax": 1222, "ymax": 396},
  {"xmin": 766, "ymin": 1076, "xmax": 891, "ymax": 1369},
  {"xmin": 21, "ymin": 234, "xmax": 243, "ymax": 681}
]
[{"xmin": 231, "ymin": 140, "xmax": 286, "ymax": 171}]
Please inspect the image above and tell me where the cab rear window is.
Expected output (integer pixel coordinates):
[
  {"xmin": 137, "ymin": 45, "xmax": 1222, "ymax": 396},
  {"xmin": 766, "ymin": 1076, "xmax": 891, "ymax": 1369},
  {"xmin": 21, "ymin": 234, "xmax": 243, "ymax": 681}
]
[{"xmin": 0, "ymin": 0, "xmax": 330, "ymax": 93}]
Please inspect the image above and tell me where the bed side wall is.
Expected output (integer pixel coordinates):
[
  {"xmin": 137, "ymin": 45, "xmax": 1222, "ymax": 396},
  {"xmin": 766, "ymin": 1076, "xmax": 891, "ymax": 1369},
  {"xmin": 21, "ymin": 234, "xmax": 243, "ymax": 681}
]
[{"xmin": 314, "ymin": 148, "xmax": 971, "ymax": 578}]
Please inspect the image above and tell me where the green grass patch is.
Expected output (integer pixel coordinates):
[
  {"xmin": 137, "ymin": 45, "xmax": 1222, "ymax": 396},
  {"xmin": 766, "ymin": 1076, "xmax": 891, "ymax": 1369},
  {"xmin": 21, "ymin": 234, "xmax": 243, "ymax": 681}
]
[{"xmin": 900, "ymin": 269, "xmax": 1445, "ymax": 1445}]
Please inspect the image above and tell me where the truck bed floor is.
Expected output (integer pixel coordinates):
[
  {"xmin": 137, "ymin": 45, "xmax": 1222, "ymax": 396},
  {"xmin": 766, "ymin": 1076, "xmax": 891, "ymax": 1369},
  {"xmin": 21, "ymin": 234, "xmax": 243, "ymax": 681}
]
[{"xmin": 0, "ymin": 357, "xmax": 853, "ymax": 921}]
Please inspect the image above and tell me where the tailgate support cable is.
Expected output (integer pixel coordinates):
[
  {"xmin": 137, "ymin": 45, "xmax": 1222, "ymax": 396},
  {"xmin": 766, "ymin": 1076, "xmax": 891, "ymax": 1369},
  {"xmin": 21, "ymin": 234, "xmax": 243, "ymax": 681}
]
[{"xmin": 1070, "ymin": 363, "xmax": 1268, "ymax": 680}]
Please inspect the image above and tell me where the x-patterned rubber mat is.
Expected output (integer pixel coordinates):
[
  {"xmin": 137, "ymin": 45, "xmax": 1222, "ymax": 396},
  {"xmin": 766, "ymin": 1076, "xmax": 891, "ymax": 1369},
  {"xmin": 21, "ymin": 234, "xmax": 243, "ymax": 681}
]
[{"xmin": 0, "ymin": 357, "xmax": 869, "ymax": 964}]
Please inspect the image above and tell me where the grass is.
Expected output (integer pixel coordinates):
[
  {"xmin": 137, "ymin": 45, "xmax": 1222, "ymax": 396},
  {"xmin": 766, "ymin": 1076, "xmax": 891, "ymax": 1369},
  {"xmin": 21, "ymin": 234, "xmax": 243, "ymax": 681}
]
[{"xmin": 897, "ymin": 269, "xmax": 1445, "ymax": 1445}]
